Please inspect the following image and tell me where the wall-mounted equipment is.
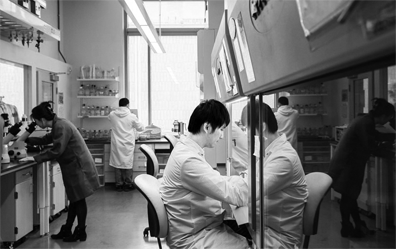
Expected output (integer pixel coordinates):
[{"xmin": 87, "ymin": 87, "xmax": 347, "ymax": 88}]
[
  {"xmin": 0, "ymin": 0, "xmax": 60, "ymax": 51},
  {"xmin": 118, "ymin": 0, "xmax": 165, "ymax": 54},
  {"xmin": 211, "ymin": 10, "xmax": 244, "ymax": 103},
  {"xmin": 228, "ymin": 0, "xmax": 395, "ymax": 95}
]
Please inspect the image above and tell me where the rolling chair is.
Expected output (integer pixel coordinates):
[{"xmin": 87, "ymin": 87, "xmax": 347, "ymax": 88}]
[
  {"xmin": 134, "ymin": 174, "xmax": 168, "ymax": 249},
  {"xmin": 302, "ymin": 172, "xmax": 333, "ymax": 249},
  {"xmin": 163, "ymin": 134, "xmax": 178, "ymax": 151},
  {"xmin": 139, "ymin": 144, "xmax": 164, "ymax": 178}
]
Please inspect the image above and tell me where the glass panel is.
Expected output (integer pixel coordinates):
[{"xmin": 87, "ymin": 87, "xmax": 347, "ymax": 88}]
[
  {"xmin": 388, "ymin": 65, "xmax": 396, "ymax": 105},
  {"xmin": 0, "ymin": 59, "xmax": 24, "ymax": 125},
  {"xmin": 127, "ymin": 36, "xmax": 149, "ymax": 125},
  {"xmin": 42, "ymin": 82, "xmax": 54, "ymax": 102},
  {"xmin": 127, "ymin": 1, "xmax": 207, "ymax": 28},
  {"xmin": 151, "ymin": 36, "xmax": 200, "ymax": 131}
]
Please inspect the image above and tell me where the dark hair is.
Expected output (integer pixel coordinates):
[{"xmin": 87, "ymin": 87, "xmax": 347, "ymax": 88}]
[
  {"xmin": 188, "ymin": 99, "xmax": 230, "ymax": 134},
  {"xmin": 253, "ymin": 99, "xmax": 278, "ymax": 134},
  {"xmin": 119, "ymin": 98, "xmax": 129, "ymax": 107},
  {"xmin": 31, "ymin": 101, "xmax": 55, "ymax": 121},
  {"xmin": 278, "ymin": 96, "xmax": 289, "ymax": 105},
  {"xmin": 370, "ymin": 98, "xmax": 395, "ymax": 118}
]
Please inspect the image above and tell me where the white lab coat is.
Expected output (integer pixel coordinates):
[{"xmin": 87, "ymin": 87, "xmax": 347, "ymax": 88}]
[
  {"xmin": 275, "ymin": 105, "xmax": 299, "ymax": 150},
  {"xmin": 160, "ymin": 136, "xmax": 250, "ymax": 249},
  {"xmin": 108, "ymin": 107, "xmax": 145, "ymax": 169},
  {"xmin": 260, "ymin": 134, "xmax": 308, "ymax": 248}
]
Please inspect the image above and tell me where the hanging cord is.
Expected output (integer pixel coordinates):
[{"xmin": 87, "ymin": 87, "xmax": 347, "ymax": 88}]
[
  {"xmin": 57, "ymin": 0, "xmax": 67, "ymax": 63},
  {"xmin": 159, "ymin": 0, "xmax": 161, "ymax": 38}
]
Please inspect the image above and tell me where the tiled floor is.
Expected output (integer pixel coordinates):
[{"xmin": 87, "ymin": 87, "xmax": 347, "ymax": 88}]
[{"xmin": 5, "ymin": 180, "xmax": 395, "ymax": 249}]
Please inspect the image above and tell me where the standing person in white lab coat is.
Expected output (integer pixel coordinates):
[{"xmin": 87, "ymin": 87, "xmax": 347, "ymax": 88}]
[
  {"xmin": 253, "ymin": 100, "xmax": 308, "ymax": 248},
  {"xmin": 108, "ymin": 98, "xmax": 145, "ymax": 192},
  {"xmin": 160, "ymin": 99, "xmax": 251, "ymax": 249},
  {"xmin": 275, "ymin": 96, "xmax": 299, "ymax": 150}
]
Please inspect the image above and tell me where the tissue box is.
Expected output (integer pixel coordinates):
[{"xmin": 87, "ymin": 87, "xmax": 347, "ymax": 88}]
[{"xmin": 143, "ymin": 124, "xmax": 161, "ymax": 139}]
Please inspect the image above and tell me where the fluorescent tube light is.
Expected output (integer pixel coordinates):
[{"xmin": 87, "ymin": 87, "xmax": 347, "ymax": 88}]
[
  {"xmin": 119, "ymin": 0, "xmax": 165, "ymax": 53},
  {"xmin": 124, "ymin": 0, "xmax": 147, "ymax": 25},
  {"xmin": 141, "ymin": 25, "xmax": 156, "ymax": 42}
]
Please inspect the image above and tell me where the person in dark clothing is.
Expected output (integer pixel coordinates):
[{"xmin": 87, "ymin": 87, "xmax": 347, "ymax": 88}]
[
  {"xmin": 327, "ymin": 98, "xmax": 395, "ymax": 238},
  {"xmin": 20, "ymin": 101, "xmax": 100, "ymax": 242}
]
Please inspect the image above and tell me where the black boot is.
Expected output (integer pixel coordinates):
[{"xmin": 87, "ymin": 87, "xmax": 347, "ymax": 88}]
[
  {"xmin": 51, "ymin": 225, "xmax": 72, "ymax": 240},
  {"xmin": 356, "ymin": 220, "xmax": 376, "ymax": 236},
  {"xmin": 63, "ymin": 225, "xmax": 87, "ymax": 242},
  {"xmin": 340, "ymin": 221, "xmax": 354, "ymax": 238}
]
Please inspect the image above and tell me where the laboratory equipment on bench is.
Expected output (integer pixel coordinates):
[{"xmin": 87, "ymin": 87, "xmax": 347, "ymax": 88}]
[
  {"xmin": 1, "ymin": 144, "xmax": 10, "ymax": 163},
  {"xmin": 8, "ymin": 141, "xmax": 27, "ymax": 160}
]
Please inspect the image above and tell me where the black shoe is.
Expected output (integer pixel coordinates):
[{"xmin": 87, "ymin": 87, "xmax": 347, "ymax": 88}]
[
  {"xmin": 51, "ymin": 225, "xmax": 72, "ymax": 240},
  {"xmin": 63, "ymin": 225, "xmax": 87, "ymax": 242},
  {"xmin": 124, "ymin": 184, "xmax": 135, "ymax": 192},
  {"xmin": 357, "ymin": 220, "xmax": 376, "ymax": 236},
  {"xmin": 115, "ymin": 185, "xmax": 123, "ymax": 192}
]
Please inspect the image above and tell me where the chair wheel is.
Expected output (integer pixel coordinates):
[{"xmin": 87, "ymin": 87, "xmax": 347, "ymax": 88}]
[{"xmin": 143, "ymin": 227, "xmax": 149, "ymax": 237}]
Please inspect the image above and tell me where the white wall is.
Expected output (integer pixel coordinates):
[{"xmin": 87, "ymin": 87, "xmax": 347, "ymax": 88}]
[{"xmin": 62, "ymin": 1, "xmax": 125, "ymax": 130}]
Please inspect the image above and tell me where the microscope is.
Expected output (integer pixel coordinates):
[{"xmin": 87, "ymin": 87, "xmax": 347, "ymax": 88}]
[{"xmin": 1, "ymin": 113, "xmax": 37, "ymax": 161}]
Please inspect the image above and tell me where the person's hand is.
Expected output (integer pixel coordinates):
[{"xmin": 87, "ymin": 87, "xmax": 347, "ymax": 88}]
[
  {"xmin": 19, "ymin": 156, "xmax": 35, "ymax": 162},
  {"xmin": 8, "ymin": 122, "xmax": 22, "ymax": 136},
  {"xmin": 26, "ymin": 122, "xmax": 37, "ymax": 133}
]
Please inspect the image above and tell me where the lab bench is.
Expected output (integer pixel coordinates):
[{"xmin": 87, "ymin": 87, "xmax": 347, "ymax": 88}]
[
  {"xmin": 84, "ymin": 138, "xmax": 171, "ymax": 183},
  {"xmin": 1, "ymin": 154, "xmax": 67, "ymax": 246}
]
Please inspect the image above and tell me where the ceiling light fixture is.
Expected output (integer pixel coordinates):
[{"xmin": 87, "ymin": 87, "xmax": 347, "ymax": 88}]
[{"xmin": 119, "ymin": 0, "xmax": 165, "ymax": 54}]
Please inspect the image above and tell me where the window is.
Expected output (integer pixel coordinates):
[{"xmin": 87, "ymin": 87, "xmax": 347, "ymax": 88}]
[
  {"xmin": 127, "ymin": 1, "xmax": 207, "ymax": 29},
  {"xmin": 0, "ymin": 59, "xmax": 25, "ymax": 123},
  {"xmin": 388, "ymin": 65, "xmax": 396, "ymax": 105},
  {"xmin": 127, "ymin": 36, "xmax": 200, "ymax": 131},
  {"xmin": 126, "ymin": 1, "xmax": 204, "ymax": 131}
]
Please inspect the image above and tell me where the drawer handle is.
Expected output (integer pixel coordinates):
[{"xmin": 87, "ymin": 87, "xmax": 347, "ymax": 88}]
[{"xmin": 23, "ymin": 172, "xmax": 32, "ymax": 177}]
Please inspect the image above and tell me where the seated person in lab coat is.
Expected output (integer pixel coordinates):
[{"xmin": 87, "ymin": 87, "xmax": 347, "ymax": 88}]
[
  {"xmin": 108, "ymin": 98, "xmax": 145, "ymax": 191},
  {"xmin": 274, "ymin": 96, "xmax": 299, "ymax": 150},
  {"xmin": 253, "ymin": 100, "xmax": 308, "ymax": 248},
  {"xmin": 160, "ymin": 99, "xmax": 251, "ymax": 249}
]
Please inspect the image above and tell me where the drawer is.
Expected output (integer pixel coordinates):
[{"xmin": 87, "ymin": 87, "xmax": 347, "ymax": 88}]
[
  {"xmin": 134, "ymin": 153, "xmax": 147, "ymax": 161},
  {"xmin": 96, "ymin": 165, "xmax": 104, "ymax": 175},
  {"xmin": 16, "ymin": 167, "xmax": 33, "ymax": 184},
  {"xmin": 133, "ymin": 161, "xmax": 147, "ymax": 172},
  {"xmin": 155, "ymin": 143, "xmax": 170, "ymax": 150},
  {"xmin": 135, "ymin": 143, "xmax": 154, "ymax": 151},
  {"xmin": 92, "ymin": 154, "xmax": 104, "ymax": 164},
  {"xmin": 87, "ymin": 144, "xmax": 104, "ymax": 150}
]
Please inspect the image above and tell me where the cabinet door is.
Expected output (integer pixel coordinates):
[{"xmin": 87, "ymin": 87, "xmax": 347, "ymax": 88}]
[
  {"xmin": 15, "ymin": 177, "xmax": 33, "ymax": 241},
  {"xmin": 51, "ymin": 171, "xmax": 65, "ymax": 216}
]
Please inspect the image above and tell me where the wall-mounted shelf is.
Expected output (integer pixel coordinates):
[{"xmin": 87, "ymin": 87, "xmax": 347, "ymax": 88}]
[
  {"xmin": 77, "ymin": 96, "xmax": 118, "ymax": 99},
  {"xmin": 300, "ymin": 114, "xmax": 328, "ymax": 116},
  {"xmin": 77, "ymin": 116, "xmax": 108, "ymax": 119},
  {"xmin": 288, "ymin": 94, "xmax": 327, "ymax": 97},
  {"xmin": 77, "ymin": 78, "xmax": 119, "ymax": 82},
  {"xmin": 0, "ymin": 0, "xmax": 60, "ymax": 41}
]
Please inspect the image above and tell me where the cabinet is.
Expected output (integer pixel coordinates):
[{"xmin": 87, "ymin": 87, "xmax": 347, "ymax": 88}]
[
  {"xmin": 104, "ymin": 141, "xmax": 171, "ymax": 182},
  {"xmin": 1, "ymin": 167, "xmax": 34, "ymax": 244},
  {"xmin": 49, "ymin": 161, "xmax": 66, "ymax": 218},
  {"xmin": 86, "ymin": 143, "xmax": 106, "ymax": 187},
  {"xmin": 299, "ymin": 138, "xmax": 331, "ymax": 174},
  {"xmin": 76, "ymin": 78, "xmax": 119, "ymax": 133}
]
